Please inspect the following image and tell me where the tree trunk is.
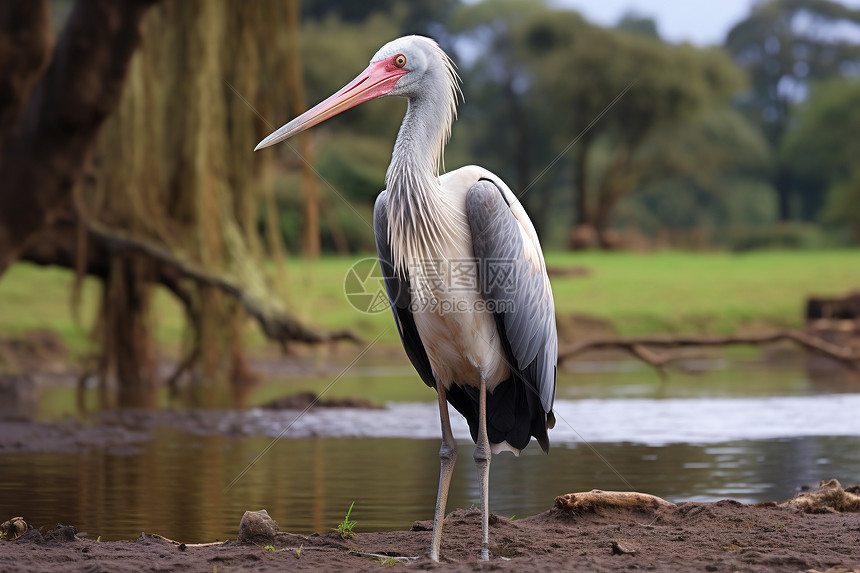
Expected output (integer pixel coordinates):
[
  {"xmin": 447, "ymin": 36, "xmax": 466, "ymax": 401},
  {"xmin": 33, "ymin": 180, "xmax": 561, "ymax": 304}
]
[
  {"xmin": 593, "ymin": 187, "xmax": 621, "ymax": 249},
  {"xmin": 0, "ymin": 0, "xmax": 157, "ymax": 275},
  {"xmin": 592, "ymin": 146, "xmax": 632, "ymax": 249},
  {"xmin": 285, "ymin": 0, "xmax": 320, "ymax": 258},
  {"xmin": 504, "ymin": 79, "xmax": 530, "ymax": 196},
  {"xmin": 573, "ymin": 134, "xmax": 592, "ymax": 227},
  {"xmin": 0, "ymin": 1, "xmax": 52, "ymax": 130},
  {"xmin": 775, "ymin": 166, "xmax": 792, "ymax": 221},
  {"xmin": 504, "ymin": 77, "xmax": 543, "ymax": 235},
  {"xmin": 102, "ymin": 254, "xmax": 158, "ymax": 408}
]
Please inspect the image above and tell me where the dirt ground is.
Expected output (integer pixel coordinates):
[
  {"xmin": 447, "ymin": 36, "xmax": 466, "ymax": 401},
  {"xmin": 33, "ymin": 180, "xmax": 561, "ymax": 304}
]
[
  {"xmin": 2, "ymin": 483, "xmax": 859, "ymax": 573},
  {"xmin": 2, "ymin": 338, "xmax": 859, "ymax": 571}
]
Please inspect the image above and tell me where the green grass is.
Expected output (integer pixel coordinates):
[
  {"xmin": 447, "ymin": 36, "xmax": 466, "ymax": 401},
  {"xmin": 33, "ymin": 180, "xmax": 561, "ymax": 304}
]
[
  {"xmin": 1, "ymin": 249, "xmax": 858, "ymax": 354},
  {"xmin": 0, "ymin": 265, "xmax": 98, "ymax": 355},
  {"xmin": 335, "ymin": 501, "xmax": 357, "ymax": 539},
  {"xmin": 0, "ymin": 264, "xmax": 189, "ymax": 356},
  {"xmin": 544, "ymin": 249, "xmax": 860, "ymax": 335}
]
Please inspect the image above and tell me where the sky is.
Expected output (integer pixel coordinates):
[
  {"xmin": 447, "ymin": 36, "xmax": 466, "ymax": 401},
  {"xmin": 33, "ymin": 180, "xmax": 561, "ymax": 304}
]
[{"xmin": 552, "ymin": 0, "xmax": 860, "ymax": 45}]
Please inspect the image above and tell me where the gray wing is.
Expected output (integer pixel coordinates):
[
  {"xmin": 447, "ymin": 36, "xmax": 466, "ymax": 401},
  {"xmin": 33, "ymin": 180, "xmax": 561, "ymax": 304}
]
[
  {"xmin": 373, "ymin": 191, "xmax": 436, "ymax": 389},
  {"xmin": 466, "ymin": 180, "xmax": 557, "ymax": 415}
]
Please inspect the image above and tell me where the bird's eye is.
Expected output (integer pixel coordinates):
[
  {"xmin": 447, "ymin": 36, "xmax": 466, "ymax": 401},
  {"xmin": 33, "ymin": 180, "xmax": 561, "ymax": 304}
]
[{"xmin": 393, "ymin": 55, "xmax": 406, "ymax": 68}]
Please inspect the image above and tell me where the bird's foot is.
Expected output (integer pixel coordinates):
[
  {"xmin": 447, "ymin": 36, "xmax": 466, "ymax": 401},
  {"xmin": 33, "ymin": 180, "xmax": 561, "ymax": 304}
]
[{"xmin": 480, "ymin": 546, "xmax": 490, "ymax": 561}]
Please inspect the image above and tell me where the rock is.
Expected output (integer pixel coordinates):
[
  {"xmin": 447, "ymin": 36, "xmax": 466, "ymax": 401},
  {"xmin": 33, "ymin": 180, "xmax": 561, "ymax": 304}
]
[
  {"xmin": 260, "ymin": 392, "xmax": 378, "ymax": 410},
  {"xmin": 411, "ymin": 520, "xmax": 432, "ymax": 532},
  {"xmin": 611, "ymin": 539, "xmax": 638, "ymax": 555},
  {"xmin": 0, "ymin": 517, "xmax": 28, "ymax": 540},
  {"xmin": 238, "ymin": 510, "xmax": 278, "ymax": 542},
  {"xmin": 44, "ymin": 524, "xmax": 78, "ymax": 542}
]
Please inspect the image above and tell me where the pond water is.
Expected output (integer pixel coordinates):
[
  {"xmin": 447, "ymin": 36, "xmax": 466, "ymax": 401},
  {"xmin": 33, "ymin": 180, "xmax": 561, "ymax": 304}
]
[{"xmin": 1, "ymin": 361, "xmax": 859, "ymax": 542}]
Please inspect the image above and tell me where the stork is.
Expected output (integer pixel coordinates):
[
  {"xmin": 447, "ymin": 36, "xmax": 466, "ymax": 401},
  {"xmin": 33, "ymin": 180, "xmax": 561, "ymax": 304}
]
[{"xmin": 256, "ymin": 35, "xmax": 557, "ymax": 562}]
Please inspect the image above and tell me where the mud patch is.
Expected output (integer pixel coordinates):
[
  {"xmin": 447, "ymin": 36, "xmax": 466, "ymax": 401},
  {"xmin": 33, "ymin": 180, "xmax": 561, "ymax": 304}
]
[
  {"xmin": 260, "ymin": 391, "xmax": 378, "ymax": 410},
  {"xmin": 2, "ymin": 490, "xmax": 859, "ymax": 572}
]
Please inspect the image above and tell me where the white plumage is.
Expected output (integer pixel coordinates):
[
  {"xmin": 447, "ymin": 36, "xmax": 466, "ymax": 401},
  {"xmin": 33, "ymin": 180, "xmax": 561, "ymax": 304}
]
[{"xmin": 257, "ymin": 35, "xmax": 557, "ymax": 563}]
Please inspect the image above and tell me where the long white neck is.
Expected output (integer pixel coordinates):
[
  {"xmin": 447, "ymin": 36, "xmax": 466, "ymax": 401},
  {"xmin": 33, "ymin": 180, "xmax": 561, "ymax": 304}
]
[
  {"xmin": 385, "ymin": 74, "xmax": 464, "ymax": 276},
  {"xmin": 387, "ymin": 92, "xmax": 446, "ymax": 190}
]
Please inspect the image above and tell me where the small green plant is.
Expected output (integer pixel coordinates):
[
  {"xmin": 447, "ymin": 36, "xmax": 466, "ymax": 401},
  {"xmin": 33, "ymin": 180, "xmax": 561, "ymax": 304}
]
[
  {"xmin": 263, "ymin": 544, "xmax": 275, "ymax": 552},
  {"xmin": 380, "ymin": 557, "xmax": 399, "ymax": 565},
  {"xmin": 96, "ymin": 536, "xmax": 101, "ymax": 542},
  {"xmin": 509, "ymin": 515, "xmax": 516, "ymax": 521},
  {"xmin": 294, "ymin": 544, "xmax": 303, "ymax": 559},
  {"xmin": 336, "ymin": 501, "xmax": 358, "ymax": 539}
]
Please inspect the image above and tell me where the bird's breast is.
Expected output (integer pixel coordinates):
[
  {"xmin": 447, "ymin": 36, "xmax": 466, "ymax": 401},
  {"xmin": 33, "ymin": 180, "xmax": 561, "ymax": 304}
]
[
  {"xmin": 407, "ymin": 239, "xmax": 510, "ymax": 391},
  {"xmin": 386, "ymin": 169, "xmax": 512, "ymax": 390}
]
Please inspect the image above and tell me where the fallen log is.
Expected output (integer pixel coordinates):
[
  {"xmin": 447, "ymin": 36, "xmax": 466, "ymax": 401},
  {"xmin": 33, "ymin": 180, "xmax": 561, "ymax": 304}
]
[
  {"xmin": 558, "ymin": 328, "xmax": 860, "ymax": 373},
  {"xmin": 20, "ymin": 206, "xmax": 361, "ymax": 348}
]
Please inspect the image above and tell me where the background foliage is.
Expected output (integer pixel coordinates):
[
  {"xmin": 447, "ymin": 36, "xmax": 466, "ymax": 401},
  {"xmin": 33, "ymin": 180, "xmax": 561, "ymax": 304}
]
[{"xmin": 250, "ymin": 0, "xmax": 860, "ymax": 252}]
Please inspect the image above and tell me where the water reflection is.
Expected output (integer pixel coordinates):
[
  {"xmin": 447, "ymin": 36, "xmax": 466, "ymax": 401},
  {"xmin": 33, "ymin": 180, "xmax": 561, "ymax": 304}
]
[
  {"xmin": 49, "ymin": 360, "xmax": 859, "ymax": 421},
  {"xmin": 1, "ymin": 432, "xmax": 858, "ymax": 543},
  {"xmin": 5, "ymin": 362, "xmax": 859, "ymax": 543}
]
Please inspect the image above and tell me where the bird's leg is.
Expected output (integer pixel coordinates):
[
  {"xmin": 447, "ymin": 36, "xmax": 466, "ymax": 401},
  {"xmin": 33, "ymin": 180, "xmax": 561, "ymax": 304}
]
[
  {"xmin": 474, "ymin": 377, "xmax": 491, "ymax": 561},
  {"xmin": 430, "ymin": 386, "xmax": 457, "ymax": 562}
]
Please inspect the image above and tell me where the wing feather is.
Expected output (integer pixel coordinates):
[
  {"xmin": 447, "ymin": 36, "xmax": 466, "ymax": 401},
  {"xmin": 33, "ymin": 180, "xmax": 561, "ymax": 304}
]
[{"xmin": 466, "ymin": 180, "xmax": 557, "ymax": 416}]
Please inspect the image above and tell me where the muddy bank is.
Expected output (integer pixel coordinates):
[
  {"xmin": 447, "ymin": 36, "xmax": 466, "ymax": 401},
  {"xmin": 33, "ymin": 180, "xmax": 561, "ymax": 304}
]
[{"xmin": 2, "ymin": 483, "xmax": 859, "ymax": 572}]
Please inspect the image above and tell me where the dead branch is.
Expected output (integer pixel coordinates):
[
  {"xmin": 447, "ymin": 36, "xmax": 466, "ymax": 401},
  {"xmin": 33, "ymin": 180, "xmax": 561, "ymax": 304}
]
[
  {"xmin": 558, "ymin": 328, "xmax": 860, "ymax": 370},
  {"xmin": 554, "ymin": 490, "xmax": 675, "ymax": 514},
  {"xmin": 19, "ymin": 208, "xmax": 362, "ymax": 348},
  {"xmin": 87, "ymin": 223, "xmax": 362, "ymax": 346}
]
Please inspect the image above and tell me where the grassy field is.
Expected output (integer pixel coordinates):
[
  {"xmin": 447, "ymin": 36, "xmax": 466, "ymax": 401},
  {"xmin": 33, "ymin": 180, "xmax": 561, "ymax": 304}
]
[
  {"xmin": 0, "ymin": 249, "xmax": 858, "ymax": 356},
  {"xmin": 545, "ymin": 249, "xmax": 860, "ymax": 335}
]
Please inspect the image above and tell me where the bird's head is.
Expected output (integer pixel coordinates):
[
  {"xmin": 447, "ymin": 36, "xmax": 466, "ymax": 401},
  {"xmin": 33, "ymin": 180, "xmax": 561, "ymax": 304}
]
[{"xmin": 254, "ymin": 35, "xmax": 457, "ymax": 151}]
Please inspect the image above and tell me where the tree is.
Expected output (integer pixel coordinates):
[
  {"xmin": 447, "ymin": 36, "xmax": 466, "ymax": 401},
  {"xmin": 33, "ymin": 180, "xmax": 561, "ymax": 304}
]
[
  {"xmin": 617, "ymin": 107, "xmax": 776, "ymax": 244},
  {"xmin": 448, "ymin": 1, "xmax": 752, "ymax": 248},
  {"xmin": 780, "ymin": 78, "xmax": 860, "ymax": 241},
  {"xmin": 0, "ymin": 0, "xmax": 157, "ymax": 275},
  {"xmin": 301, "ymin": 0, "xmax": 461, "ymax": 40},
  {"xmin": 615, "ymin": 12, "xmax": 660, "ymax": 39},
  {"xmin": 516, "ymin": 10, "xmax": 745, "ymax": 246},
  {"xmin": 724, "ymin": 0, "xmax": 860, "ymax": 220},
  {"xmin": 448, "ymin": 0, "xmax": 558, "ymax": 235},
  {"xmin": 2, "ymin": 0, "xmax": 356, "ymax": 407}
]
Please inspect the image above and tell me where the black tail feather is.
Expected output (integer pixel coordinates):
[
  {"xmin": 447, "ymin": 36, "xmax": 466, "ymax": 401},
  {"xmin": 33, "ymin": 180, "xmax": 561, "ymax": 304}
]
[{"xmin": 444, "ymin": 373, "xmax": 552, "ymax": 452}]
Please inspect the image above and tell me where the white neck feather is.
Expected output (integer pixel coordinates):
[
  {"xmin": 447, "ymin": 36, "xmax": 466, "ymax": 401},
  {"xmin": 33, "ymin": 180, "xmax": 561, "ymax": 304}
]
[{"xmin": 384, "ymin": 46, "xmax": 466, "ymax": 279}]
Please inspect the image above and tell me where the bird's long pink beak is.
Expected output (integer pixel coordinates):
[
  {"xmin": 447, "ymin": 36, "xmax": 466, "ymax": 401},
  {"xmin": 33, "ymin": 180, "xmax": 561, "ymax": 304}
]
[{"xmin": 254, "ymin": 58, "xmax": 409, "ymax": 151}]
